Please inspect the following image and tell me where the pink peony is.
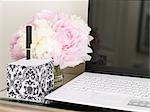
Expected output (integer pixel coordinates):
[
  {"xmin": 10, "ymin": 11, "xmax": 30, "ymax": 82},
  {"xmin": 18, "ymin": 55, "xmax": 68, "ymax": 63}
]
[
  {"xmin": 10, "ymin": 34, "xmax": 25, "ymax": 60},
  {"xmin": 52, "ymin": 18, "xmax": 92, "ymax": 69}
]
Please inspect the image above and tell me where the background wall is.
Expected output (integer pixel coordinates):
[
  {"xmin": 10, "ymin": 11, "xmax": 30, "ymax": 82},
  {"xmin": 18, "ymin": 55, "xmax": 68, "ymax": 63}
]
[{"xmin": 0, "ymin": 0, "xmax": 89, "ymax": 90}]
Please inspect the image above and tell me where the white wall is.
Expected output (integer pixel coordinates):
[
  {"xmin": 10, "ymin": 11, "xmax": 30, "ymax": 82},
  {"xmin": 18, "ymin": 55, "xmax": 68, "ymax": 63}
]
[{"xmin": 0, "ymin": 0, "xmax": 89, "ymax": 90}]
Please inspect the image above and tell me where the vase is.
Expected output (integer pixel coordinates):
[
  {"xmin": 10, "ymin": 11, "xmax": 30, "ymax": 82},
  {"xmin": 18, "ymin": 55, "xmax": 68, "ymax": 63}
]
[{"xmin": 54, "ymin": 65, "xmax": 64, "ymax": 89}]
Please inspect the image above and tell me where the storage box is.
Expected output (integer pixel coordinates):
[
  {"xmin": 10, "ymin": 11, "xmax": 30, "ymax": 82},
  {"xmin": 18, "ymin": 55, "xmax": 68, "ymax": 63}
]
[{"xmin": 6, "ymin": 58, "xmax": 54, "ymax": 103}]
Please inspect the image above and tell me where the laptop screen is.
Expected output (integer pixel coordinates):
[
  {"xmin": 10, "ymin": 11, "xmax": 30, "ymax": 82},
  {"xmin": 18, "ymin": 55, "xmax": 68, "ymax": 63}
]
[{"xmin": 86, "ymin": 0, "xmax": 150, "ymax": 78}]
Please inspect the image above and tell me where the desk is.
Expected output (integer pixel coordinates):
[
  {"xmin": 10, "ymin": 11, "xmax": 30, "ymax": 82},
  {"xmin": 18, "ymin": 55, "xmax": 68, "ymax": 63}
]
[{"xmin": 0, "ymin": 100, "xmax": 76, "ymax": 112}]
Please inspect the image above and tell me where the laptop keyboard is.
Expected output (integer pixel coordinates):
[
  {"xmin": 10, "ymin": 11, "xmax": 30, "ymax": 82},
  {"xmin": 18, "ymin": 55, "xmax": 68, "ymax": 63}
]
[{"xmin": 68, "ymin": 73, "xmax": 150, "ymax": 99}]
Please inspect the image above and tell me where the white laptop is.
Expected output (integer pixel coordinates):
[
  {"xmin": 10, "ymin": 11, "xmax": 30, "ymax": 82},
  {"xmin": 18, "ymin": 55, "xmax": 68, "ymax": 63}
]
[
  {"xmin": 46, "ymin": 1, "xmax": 150, "ymax": 112},
  {"xmin": 45, "ymin": 72, "xmax": 150, "ymax": 112}
]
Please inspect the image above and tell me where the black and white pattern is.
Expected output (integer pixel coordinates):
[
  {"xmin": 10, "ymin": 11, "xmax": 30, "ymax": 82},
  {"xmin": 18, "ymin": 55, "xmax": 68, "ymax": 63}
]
[{"xmin": 7, "ymin": 61, "xmax": 54, "ymax": 103}]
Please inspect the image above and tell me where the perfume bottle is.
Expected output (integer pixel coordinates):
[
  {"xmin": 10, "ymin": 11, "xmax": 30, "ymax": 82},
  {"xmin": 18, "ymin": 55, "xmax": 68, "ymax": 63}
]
[{"xmin": 6, "ymin": 26, "xmax": 54, "ymax": 103}]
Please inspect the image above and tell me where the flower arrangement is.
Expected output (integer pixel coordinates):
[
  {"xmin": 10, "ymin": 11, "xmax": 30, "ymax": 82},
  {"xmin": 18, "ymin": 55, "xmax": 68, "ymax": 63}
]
[{"xmin": 10, "ymin": 10, "xmax": 93, "ymax": 69}]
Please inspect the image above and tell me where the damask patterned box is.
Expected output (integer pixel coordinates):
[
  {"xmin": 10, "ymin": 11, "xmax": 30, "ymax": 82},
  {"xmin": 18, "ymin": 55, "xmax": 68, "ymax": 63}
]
[{"xmin": 6, "ymin": 58, "xmax": 54, "ymax": 103}]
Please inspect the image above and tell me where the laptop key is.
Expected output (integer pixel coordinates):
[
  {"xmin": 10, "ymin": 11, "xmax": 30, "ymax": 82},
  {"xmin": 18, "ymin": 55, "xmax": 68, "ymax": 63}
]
[{"xmin": 128, "ymin": 99, "xmax": 150, "ymax": 108}]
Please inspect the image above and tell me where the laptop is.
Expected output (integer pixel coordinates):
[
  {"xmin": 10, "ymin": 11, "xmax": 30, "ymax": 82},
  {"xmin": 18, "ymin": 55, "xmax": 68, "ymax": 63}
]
[{"xmin": 45, "ymin": 0, "xmax": 150, "ymax": 112}]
